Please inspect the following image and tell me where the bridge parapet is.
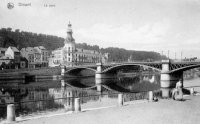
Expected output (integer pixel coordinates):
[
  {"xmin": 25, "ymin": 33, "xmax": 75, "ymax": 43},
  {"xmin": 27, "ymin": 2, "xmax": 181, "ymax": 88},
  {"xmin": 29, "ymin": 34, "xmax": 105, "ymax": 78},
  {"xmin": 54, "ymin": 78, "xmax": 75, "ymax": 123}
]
[
  {"xmin": 169, "ymin": 62, "xmax": 200, "ymax": 73},
  {"xmin": 100, "ymin": 62, "xmax": 162, "ymax": 73}
]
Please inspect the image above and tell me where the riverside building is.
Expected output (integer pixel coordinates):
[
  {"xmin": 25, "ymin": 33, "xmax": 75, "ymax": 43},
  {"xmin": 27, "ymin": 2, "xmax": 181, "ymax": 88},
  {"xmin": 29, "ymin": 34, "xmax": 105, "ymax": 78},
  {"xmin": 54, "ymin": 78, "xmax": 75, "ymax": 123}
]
[
  {"xmin": 49, "ymin": 23, "xmax": 108, "ymax": 67},
  {"xmin": 20, "ymin": 46, "xmax": 49, "ymax": 68}
]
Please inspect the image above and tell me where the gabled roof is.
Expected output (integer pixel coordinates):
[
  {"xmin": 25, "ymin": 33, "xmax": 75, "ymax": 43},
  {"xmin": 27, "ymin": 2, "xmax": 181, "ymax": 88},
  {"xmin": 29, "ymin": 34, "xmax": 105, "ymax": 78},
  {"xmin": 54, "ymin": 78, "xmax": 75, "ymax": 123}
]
[
  {"xmin": 9, "ymin": 46, "xmax": 19, "ymax": 52},
  {"xmin": 34, "ymin": 46, "xmax": 46, "ymax": 50},
  {"xmin": 20, "ymin": 47, "xmax": 39, "ymax": 54},
  {"xmin": 33, "ymin": 48, "xmax": 40, "ymax": 53},
  {"xmin": 38, "ymin": 46, "xmax": 45, "ymax": 50}
]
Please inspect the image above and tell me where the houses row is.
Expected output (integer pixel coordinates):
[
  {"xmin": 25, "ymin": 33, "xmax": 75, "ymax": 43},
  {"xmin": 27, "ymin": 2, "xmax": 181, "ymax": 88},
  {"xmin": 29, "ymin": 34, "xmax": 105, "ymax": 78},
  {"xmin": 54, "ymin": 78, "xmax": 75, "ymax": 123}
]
[
  {"xmin": 0, "ymin": 45, "xmax": 108, "ymax": 70},
  {"xmin": 0, "ymin": 46, "xmax": 49, "ymax": 69}
]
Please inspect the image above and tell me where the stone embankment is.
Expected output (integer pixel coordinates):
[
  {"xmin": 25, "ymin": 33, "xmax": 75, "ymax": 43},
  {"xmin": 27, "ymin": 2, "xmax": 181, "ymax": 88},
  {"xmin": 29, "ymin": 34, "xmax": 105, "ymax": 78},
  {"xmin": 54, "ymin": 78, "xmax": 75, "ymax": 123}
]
[
  {"xmin": 0, "ymin": 67, "xmax": 61, "ymax": 82},
  {"xmin": 0, "ymin": 67, "xmax": 61, "ymax": 75}
]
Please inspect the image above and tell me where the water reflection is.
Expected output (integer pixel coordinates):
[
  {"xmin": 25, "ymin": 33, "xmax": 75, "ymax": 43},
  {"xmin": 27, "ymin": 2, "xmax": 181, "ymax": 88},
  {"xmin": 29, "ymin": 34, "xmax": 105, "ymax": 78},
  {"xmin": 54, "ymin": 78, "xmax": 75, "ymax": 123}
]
[
  {"xmin": 102, "ymin": 74, "xmax": 160, "ymax": 93},
  {"xmin": 0, "ymin": 73, "xmax": 161, "ymax": 119}
]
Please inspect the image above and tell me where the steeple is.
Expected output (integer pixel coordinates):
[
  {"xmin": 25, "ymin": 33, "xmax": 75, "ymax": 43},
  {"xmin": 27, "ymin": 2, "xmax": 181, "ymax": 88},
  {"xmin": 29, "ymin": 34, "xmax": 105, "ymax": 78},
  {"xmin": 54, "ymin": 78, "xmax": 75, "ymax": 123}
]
[
  {"xmin": 65, "ymin": 22, "xmax": 75, "ymax": 43},
  {"xmin": 67, "ymin": 21, "xmax": 72, "ymax": 33}
]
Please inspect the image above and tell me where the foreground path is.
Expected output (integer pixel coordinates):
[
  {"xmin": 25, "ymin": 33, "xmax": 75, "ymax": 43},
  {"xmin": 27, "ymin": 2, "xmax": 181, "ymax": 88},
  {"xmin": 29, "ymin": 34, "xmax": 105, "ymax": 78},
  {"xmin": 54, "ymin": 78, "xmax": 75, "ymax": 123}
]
[{"xmin": 14, "ymin": 95, "xmax": 200, "ymax": 124}]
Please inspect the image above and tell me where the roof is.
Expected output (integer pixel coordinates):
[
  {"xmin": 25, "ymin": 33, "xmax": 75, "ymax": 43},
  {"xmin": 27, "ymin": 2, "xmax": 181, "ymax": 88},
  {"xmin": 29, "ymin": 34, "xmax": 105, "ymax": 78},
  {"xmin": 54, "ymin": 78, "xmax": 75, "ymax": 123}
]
[
  {"xmin": 76, "ymin": 48, "xmax": 99, "ymax": 54},
  {"xmin": 53, "ymin": 47, "xmax": 63, "ymax": 52},
  {"xmin": 34, "ymin": 46, "xmax": 46, "ymax": 50},
  {"xmin": 20, "ymin": 47, "xmax": 39, "ymax": 54},
  {"xmin": 10, "ymin": 46, "xmax": 19, "ymax": 52},
  {"xmin": 38, "ymin": 46, "xmax": 46, "ymax": 49},
  {"xmin": 33, "ymin": 48, "xmax": 40, "ymax": 53}
]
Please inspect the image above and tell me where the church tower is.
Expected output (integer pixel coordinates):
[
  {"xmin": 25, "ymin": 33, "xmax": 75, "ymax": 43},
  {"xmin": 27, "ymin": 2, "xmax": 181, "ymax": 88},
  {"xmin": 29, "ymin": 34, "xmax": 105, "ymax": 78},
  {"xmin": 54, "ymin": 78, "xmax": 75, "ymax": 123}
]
[{"xmin": 63, "ymin": 22, "xmax": 76, "ymax": 66}]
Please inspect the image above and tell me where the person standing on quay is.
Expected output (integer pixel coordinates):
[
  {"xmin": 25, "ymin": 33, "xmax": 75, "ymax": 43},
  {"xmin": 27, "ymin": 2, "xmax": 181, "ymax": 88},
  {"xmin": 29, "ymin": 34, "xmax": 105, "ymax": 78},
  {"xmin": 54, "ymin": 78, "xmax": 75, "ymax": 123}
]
[{"xmin": 173, "ymin": 80, "xmax": 183, "ymax": 101}]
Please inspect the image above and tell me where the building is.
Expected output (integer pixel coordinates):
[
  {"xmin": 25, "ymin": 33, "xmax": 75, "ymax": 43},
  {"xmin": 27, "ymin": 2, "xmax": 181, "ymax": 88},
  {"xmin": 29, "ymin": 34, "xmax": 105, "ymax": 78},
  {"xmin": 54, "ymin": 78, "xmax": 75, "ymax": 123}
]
[
  {"xmin": 34, "ymin": 46, "xmax": 49, "ymax": 67},
  {"xmin": 0, "ymin": 47, "xmax": 28, "ymax": 69},
  {"xmin": 49, "ymin": 23, "xmax": 108, "ymax": 67},
  {"xmin": 0, "ymin": 91, "xmax": 14, "ymax": 104},
  {"xmin": 4, "ymin": 46, "xmax": 20, "ymax": 69},
  {"xmin": 0, "ymin": 36, "xmax": 3, "ymax": 47},
  {"xmin": 0, "ymin": 47, "xmax": 7, "ymax": 58},
  {"xmin": 20, "ymin": 57, "xmax": 28, "ymax": 68},
  {"xmin": 20, "ymin": 46, "xmax": 49, "ymax": 68},
  {"xmin": 0, "ymin": 56, "xmax": 14, "ymax": 70}
]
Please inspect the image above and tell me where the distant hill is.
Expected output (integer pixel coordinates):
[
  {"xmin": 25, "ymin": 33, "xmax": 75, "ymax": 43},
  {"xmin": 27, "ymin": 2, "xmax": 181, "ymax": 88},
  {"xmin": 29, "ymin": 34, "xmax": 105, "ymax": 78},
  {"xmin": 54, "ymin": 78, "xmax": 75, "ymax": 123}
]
[
  {"xmin": 0, "ymin": 28, "xmax": 64, "ymax": 50},
  {"xmin": 0, "ymin": 27, "xmax": 167, "ymax": 62}
]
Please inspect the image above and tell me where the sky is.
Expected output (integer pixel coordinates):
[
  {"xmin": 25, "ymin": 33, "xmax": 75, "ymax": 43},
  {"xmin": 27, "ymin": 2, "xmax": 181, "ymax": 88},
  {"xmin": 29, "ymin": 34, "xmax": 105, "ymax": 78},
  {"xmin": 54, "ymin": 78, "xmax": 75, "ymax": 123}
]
[{"xmin": 0, "ymin": 0, "xmax": 200, "ymax": 59}]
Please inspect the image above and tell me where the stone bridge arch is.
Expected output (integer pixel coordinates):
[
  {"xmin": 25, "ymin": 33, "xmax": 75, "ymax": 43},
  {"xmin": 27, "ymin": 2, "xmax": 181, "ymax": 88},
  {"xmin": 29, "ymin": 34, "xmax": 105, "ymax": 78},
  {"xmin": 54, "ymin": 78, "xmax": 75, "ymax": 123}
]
[
  {"xmin": 65, "ymin": 67, "xmax": 96, "ymax": 73},
  {"xmin": 64, "ymin": 67, "xmax": 97, "ymax": 77}
]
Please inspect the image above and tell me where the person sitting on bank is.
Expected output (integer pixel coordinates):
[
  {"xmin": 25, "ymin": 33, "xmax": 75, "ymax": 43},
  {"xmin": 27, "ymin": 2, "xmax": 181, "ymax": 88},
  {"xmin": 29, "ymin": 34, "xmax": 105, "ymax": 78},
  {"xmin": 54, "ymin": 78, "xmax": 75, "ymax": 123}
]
[{"xmin": 172, "ymin": 80, "xmax": 183, "ymax": 101}]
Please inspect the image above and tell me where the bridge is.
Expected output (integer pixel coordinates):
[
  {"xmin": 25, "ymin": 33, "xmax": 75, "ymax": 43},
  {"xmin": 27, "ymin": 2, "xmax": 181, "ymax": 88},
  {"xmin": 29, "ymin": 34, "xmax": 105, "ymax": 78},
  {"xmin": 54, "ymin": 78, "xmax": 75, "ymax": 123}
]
[{"xmin": 61, "ymin": 60, "xmax": 200, "ymax": 88}]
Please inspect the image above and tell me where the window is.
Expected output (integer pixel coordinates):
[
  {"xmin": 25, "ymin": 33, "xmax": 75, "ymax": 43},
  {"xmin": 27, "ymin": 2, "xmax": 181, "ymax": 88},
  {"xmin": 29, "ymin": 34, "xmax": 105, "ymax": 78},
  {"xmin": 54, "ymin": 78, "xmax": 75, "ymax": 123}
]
[{"xmin": 68, "ymin": 58, "xmax": 70, "ymax": 61}]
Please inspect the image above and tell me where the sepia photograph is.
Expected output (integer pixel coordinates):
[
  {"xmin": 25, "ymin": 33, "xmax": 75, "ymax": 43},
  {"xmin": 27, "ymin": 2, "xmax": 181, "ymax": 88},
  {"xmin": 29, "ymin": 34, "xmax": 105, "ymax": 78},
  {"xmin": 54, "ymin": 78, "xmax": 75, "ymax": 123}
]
[{"xmin": 0, "ymin": 0, "xmax": 200, "ymax": 124}]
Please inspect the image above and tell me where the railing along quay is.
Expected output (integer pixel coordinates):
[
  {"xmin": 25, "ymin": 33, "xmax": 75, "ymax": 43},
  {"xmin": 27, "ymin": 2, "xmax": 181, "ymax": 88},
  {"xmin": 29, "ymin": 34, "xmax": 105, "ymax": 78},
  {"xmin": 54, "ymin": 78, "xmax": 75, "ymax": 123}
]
[{"xmin": 0, "ymin": 87, "xmax": 196, "ymax": 123}]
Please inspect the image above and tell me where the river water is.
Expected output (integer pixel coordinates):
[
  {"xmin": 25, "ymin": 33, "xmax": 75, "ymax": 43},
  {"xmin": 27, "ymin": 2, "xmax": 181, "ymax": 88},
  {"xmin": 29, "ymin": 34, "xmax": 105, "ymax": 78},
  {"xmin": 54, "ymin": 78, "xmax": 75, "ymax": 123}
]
[{"xmin": 0, "ymin": 73, "xmax": 163, "ymax": 120}]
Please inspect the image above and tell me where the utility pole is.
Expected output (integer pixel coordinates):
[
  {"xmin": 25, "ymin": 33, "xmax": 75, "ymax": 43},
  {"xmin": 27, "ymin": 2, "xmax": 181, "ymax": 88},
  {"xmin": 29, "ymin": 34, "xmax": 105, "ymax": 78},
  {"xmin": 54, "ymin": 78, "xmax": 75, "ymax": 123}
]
[
  {"xmin": 181, "ymin": 52, "xmax": 182, "ymax": 61},
  {"xmin": 168, "ymin": 50, "xmax": 169, "ymax": 59}
]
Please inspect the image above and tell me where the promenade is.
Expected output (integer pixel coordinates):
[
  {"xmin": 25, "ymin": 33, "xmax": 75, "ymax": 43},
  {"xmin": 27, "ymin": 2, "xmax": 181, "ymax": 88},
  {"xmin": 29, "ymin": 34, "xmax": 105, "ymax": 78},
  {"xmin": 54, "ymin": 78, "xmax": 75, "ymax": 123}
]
[
  {"xmin": 13, "ymin": 95, "xmax": 200, "ymax": 124},
  {"xmin": 2, "ymin": 78, "xmax": 200, "ymax": 124}
]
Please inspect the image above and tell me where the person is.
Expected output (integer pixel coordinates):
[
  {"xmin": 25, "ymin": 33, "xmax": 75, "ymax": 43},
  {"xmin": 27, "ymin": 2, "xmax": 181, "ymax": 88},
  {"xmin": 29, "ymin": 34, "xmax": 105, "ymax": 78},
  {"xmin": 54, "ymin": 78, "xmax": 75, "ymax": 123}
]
[{"xmin": 173, "ymin": 80, "xmax": 183, "ymax": 101}]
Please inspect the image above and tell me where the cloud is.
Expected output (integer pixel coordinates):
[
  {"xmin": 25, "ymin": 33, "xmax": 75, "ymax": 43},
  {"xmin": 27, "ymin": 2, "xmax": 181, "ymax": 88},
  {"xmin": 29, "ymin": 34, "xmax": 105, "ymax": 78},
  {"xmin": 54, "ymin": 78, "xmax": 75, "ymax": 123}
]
[{"xmin": 75, "ymin": 19, "xmax": 171, "ymax": 49}]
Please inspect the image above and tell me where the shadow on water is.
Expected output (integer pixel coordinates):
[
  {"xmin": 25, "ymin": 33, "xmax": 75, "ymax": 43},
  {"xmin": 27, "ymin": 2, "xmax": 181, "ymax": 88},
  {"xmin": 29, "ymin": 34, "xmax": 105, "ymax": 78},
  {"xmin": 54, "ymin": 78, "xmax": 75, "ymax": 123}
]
[
  {"xmin": 64, "ymin": 77, "xmax": 96, "ymax": 88},
  {"xmin": 99, "ymin": 74, "xmax": 160, "ymax": 93}
]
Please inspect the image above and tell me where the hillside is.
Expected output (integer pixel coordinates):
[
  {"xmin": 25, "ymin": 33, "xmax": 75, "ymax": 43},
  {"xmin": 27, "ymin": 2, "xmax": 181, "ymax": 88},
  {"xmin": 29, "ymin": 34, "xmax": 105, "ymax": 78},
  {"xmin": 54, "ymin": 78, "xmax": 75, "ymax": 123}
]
[{"xmin": 0, "ymin": 27, "xmax": 166, "ymax": 62}]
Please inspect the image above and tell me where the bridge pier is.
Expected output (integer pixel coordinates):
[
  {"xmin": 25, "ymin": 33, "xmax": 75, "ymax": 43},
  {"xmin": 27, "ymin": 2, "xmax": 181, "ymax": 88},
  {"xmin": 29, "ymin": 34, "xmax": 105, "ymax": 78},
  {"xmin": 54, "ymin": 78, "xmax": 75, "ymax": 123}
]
[
  {"xmin": 95, "ymin": 63, "xmax": 115, "ymax": 82},
  {"xmin": 61, "ymin": 65, "xmax": 66, "ymax": 76},
  {"xmin": 161, "ymin": 60, "xmax": 183, "ymax": 88},
  {"xmin": 160, "ymin": 88, "xmax": 170, "ymax": 98},
  {"xmin": 95, "ymin": 63, "xmax": 103, "ymax": 80},
  {"xmin": 96, "ymin": 83, "xmax": 102, "ymax": 92}
]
